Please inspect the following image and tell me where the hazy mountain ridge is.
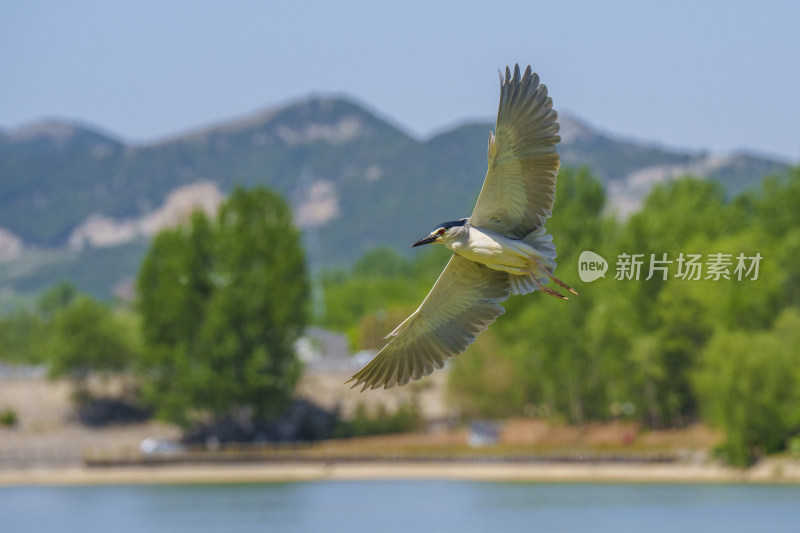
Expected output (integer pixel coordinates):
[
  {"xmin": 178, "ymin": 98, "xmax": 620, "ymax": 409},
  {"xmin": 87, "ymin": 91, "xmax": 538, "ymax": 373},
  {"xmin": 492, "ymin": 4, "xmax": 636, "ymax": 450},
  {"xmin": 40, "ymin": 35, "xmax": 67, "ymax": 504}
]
[
  {"xmin": 0, "ymin": 97, "xmax": 791, "ymax": 297},
  {"xmin": 0, "ymin": 98, "xmax": 414, "ymax": 247}
]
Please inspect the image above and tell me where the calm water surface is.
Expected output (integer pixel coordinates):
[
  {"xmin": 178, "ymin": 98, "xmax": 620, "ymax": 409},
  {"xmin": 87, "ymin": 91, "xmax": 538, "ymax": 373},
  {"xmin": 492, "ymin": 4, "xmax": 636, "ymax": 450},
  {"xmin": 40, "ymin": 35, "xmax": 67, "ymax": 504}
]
[{"xmin": 2, "ymin": 481, "xmax": 799, "ymax": 533}]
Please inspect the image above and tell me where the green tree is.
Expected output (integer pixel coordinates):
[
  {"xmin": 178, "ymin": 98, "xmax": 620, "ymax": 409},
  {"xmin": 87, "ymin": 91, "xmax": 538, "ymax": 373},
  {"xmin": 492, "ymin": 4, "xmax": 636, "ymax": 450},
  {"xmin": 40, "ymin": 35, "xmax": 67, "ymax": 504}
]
[
  {"xmin": 47, "ymin": 296, "xmax": 140, "ymax": 388},
  {"xmin": 137, "ymin": 186, "xmax": 309, "ymax": 426},
  {"xmin": 0, "ymin": 310, "xmax": 47, "ymax": 364},
  {"xmin": 610, "ymin": 177, "xmax": 760, "ymax": 427},
  {"xmin": 692, "ymin": 309, "xmax": 800, "ymax": 466},
  {"xmin": 0, "ymin": 282, "xmax": 78, "ymax": 365},
  {"xmin": 757, "ymin": 166, "xmax": 800, "ymax": 240},
  {"xmin": 38, "ymin": 282, "xmax": 79, "ymax": 321}
]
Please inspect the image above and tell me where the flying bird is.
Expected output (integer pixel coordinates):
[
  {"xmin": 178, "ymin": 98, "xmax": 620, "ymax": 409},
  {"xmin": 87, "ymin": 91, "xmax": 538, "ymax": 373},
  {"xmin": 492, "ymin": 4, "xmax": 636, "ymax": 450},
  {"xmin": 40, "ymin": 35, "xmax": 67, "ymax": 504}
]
[{"xmin": 347, "ymin": 64, "xmax": 576, "ymax": 392}]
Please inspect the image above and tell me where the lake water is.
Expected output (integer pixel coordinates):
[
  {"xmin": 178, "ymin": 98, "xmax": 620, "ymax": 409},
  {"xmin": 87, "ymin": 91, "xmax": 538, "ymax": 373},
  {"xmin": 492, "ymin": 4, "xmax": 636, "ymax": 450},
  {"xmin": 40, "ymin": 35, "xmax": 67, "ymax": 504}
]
[{"xmin": 2, "ymin": 481, "xmax": 799, "ymax": 532}]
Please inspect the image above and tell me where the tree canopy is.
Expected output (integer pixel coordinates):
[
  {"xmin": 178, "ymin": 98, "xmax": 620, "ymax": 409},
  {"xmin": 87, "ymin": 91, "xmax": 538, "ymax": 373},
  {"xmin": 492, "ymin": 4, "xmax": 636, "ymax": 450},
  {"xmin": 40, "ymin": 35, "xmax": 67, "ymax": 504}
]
[
  {"xmin": 46, "ymin": 295, "xmax": 140, "ymax": 385},
  {"xmin": 137, "ymin": 186, "xmax": 309, "ymax": 426}
]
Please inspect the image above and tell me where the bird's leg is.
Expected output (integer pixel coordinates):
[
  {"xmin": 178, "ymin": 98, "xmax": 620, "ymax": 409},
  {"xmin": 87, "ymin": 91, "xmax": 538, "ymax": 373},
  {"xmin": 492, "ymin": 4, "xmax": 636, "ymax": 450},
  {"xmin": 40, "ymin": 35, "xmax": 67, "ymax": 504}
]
[
  {"xmin": 549, "ymin": 274, "xmax": 579, "ymax": 295},
  {"xmin": 492, "ymin": 260, "xmax": 573, "ymax": 299},
  {"xmin": 524, "ymin": 270, "xmax": 569, "ymax": 300},
  {"xmin": 529, "ymin": 258, "xmax": 579, "ymax": 295}
]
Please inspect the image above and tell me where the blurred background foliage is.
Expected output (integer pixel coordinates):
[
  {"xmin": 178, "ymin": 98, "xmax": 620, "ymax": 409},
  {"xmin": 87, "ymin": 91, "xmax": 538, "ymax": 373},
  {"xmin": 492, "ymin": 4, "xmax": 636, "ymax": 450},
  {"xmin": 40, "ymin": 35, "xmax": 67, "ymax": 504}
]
[
  {"xmin": 1, "ymin": 166, "xmax": 799, "ymax": 465},
  {"xmin": 315, "ymin": 165, "xmax": 800, "ymax": 465}
]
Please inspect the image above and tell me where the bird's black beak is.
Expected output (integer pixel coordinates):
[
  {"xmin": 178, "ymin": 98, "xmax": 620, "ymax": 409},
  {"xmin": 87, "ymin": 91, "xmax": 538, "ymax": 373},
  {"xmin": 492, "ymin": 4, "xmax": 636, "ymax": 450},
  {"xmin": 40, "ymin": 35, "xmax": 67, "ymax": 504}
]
[{"xmin": 412, "ymin": 235, "xmax": 438, "ymax": 247}]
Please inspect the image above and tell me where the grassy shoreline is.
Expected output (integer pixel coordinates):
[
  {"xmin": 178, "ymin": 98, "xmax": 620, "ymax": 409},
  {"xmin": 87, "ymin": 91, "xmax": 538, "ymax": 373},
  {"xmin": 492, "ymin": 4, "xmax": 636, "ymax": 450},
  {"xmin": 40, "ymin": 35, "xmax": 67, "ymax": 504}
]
[{"xmin": 3, "ymin": 459, "xmax": 800, "ymax": 487}]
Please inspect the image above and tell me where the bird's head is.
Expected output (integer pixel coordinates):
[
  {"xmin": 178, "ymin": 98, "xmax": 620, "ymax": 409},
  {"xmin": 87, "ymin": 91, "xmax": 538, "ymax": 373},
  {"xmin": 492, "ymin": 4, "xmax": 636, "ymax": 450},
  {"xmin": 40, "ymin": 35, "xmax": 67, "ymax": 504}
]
[{"xmin": 412, "ymin": 218, "xmax": 469, "ymax": 247}]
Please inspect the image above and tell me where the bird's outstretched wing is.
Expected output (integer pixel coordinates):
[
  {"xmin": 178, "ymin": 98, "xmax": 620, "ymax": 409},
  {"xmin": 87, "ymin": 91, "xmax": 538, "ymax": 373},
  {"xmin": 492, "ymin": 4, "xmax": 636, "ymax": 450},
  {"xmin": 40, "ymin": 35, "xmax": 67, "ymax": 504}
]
[
  {"xmin": 347, "ymin": 254, "xmax": 510, "ymax": 391},
  {"xmin": 470, "ymin": 64, "xmax": 560, "ymax": 238}
]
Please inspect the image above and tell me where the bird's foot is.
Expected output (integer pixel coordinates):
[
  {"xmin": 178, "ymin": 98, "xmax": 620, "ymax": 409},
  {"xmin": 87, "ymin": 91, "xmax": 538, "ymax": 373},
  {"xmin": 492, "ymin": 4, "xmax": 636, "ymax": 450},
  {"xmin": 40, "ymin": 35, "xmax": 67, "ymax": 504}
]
[
  {"xmin": 527, "ymin": 270, "xmax": 570, "ymax": 300},
  {"xmin": 526, "ymin": 262, "xmax": 578, "ymax": 300},
  {"xmin": 528, "ymin": 260, "xmax": 579, "ymax": 296},
  {"xmin": 542, "ymin": 287, "xmax": 570, "ymax": 300},
  {"xmin": 551, "ymin": 275, "xmax": 579, "ymax": 295}
]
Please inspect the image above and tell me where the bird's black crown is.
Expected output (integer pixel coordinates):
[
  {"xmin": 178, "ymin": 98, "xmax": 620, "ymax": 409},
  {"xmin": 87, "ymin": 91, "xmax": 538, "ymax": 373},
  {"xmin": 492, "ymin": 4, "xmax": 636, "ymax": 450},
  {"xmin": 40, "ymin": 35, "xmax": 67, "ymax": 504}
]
[{"xmin": 436, "ymin": 218, "xmax": 468, "ymax": 231}]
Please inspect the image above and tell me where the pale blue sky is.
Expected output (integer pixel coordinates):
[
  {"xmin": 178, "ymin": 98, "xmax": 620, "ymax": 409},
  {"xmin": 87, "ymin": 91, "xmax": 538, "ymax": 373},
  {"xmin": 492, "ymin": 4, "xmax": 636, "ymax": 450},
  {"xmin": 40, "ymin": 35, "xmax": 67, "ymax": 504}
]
[{"xmin": 2, "ymin": 0, "xmax": 799, "ymax": 161}]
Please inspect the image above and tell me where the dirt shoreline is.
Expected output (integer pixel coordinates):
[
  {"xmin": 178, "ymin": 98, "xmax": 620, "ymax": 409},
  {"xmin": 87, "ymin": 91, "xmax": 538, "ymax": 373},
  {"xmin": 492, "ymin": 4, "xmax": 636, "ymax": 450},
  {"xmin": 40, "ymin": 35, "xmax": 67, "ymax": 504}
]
[
  {"xmin": 2, "ymin": 377, "xmax": 797, "ymax": 487},
  {"xmin": 3, "ymin": 459, "xmax": 800, "ymax": 486}
]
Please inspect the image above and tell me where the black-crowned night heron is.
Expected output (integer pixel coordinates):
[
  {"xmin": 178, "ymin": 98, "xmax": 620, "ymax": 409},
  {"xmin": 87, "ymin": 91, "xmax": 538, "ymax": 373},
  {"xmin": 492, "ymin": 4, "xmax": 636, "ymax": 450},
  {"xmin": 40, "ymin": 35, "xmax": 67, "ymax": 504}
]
[{"xmin": 348, "ymin": 64, "xmax": 576, "ymax": 392}]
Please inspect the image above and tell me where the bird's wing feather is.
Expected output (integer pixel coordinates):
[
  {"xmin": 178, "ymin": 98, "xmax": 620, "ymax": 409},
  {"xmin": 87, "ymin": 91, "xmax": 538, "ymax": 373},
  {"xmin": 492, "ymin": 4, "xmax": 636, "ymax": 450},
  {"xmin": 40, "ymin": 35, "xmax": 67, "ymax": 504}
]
[
  {"xmin": 470, "ymin": 64, "xmax": 560, "ymax": 238},
  {"xmin": 347, "ymin": 254, "xmax": 509, "ymax": 391}
]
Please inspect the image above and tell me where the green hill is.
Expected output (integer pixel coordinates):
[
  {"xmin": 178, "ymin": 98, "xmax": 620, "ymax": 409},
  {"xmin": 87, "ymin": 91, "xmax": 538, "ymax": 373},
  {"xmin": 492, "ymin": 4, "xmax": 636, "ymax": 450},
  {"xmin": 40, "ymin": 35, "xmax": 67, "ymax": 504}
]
[{"xmin": 0, "ymin": 97, "xmax": 790, "ymax": 299}]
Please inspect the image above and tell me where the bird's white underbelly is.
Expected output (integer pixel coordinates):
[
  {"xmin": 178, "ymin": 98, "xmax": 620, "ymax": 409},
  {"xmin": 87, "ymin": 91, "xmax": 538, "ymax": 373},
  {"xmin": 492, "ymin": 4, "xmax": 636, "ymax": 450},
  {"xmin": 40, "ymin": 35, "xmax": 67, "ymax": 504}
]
[{"xmin": 450, "ymin": 226, "xmax": 538, "ymax": 272}]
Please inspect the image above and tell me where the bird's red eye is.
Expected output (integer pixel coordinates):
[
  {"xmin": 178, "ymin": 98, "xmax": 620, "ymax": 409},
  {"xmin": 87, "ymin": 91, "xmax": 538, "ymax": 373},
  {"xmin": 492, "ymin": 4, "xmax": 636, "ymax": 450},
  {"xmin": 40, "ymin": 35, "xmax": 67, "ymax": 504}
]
[{"xmin": 438, "ymin": 229, "xmax": 446, "ymax": 235}]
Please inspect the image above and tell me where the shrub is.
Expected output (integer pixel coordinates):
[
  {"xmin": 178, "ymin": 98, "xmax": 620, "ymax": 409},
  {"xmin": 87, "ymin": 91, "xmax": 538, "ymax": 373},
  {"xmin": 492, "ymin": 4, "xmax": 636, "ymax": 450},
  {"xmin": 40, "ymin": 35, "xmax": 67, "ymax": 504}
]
[{"xmin": 1, "ymin": 408, "xmax": 18, "ymax": 427}]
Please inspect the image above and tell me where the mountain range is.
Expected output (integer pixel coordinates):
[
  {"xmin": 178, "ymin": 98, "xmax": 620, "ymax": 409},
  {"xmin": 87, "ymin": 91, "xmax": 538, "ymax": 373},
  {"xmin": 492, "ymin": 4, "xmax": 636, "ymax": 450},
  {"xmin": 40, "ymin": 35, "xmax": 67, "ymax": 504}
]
[{"xmin": 0, "ymin": 97, "xmax": 790, "ymax": 299}]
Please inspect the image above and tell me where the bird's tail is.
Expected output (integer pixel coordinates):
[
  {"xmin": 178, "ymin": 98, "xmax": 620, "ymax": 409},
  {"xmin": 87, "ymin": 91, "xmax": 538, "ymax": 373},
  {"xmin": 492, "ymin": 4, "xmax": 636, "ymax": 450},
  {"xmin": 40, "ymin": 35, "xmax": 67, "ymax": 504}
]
[
  {"xmin": 521, "ymin": 226, "xmax": 557, "ymax": 267},
  {"xmin": 509, "ymin": 227, "xmax": 577, "ymax": 298}
]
